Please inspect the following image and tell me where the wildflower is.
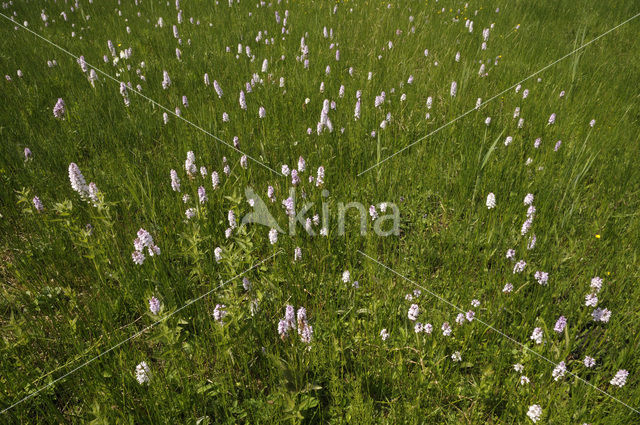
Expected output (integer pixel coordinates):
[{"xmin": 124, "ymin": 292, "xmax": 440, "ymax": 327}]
[
  {"xmin": 521, "ymin": 218, "xmax": 532, "ymax": 236},
  {"xmin": 132, "ymin": 229, "xmax": 160, "ymax": 264},
  {"xmin": 513, "ymin": 260, "xmax": 526, "ymax": 274},
  {"xmin": 513, "ymin": 107, "xmax": 521, "ymax": 119},
  {"xmin": 506, "ymin": 249, "xmax": 516, "ymax": 260},
  {"xmin": 466, "ymin": 310, "xmax": 475, "ymax": 322},
  {"xmin": 240, "ymin": 277, "xmax": 251, "ymax": 292},
  {"xmin": 442, "ymin": 322, "xmax": 452, "ymax": 336},
  {"xmin": 450, "ymin": 81, "xmax": 457, "ymax": 97},
  {"xmin": 548, "ymin": 113, "xmax": 556, "ymax": 125},
  {"xmin": 294, "ymin": 247, "xmax": 302, "ymax": 261},
  {"xmin": 268, "ymin": 228, "xmax": 278, "ymax": 244},
  {"xmin": 135, "ymin": 361, "xmax": 151, "ymax": 385},
  {"xmin": 527, "ymin": 234, "xmax": 537, "ymax": 250},
  {"xmin": 211, "ymin": 171, "xmax": 219, "ymax": 189},
  {"xmin": 408, "ymin": 304, "xmax": 419, "ymax": 321},
  {"xmin": 592, "ymin": 308, "xmax": 611, "ymax": 323},
  {"xmin": 520, "ymin": 375, "xmax": 530, "ymax": 385},
  {"xmin": 299, "ymin": 322, "xmax": 313, "ymax": 344},
  {"xmin": 24, "ymin": 147, "xmax": 32, "ymax": 161},
  {"xmin": 239, "ymin": 90, "xmax": 246, "ymax": 110},
  {"xmin": 354, "ymin": 98, "xmax": 361, "ymax": 120},
  {"xmin": 530, "ymin": 327, "xmax": 543, "ymax": 344},
  {"xmin": 85, "ymin": 182, "xmax": 100, "ymax": 205},
  {"xmin": 526, "ymin": 205, "xmax": 536, "ymax": 219},
  {"xmin": 316, "ymin": 166, "xmax": 325, "ymax": 186},
  {"xmin": 451, "ymin": 351, "xmax": 462, "ymax": 362},
  {"xmin": 185, "ymin": 151, "xmax": 197, "ymax": 176},
  {"xmin": 170, "ymin": 169, "xmax": 180, "ymax": 191},
  {"xmin": 514, "ymin": 363, "xmax": 524, "ymax": 372},
  {"xmin": 32, "ymin": 196, "xmax": 44, "ymax": 212},
  {"xmin": 456, "ymin": 313, "xmax": 466, "ymax": 325},
  {"xmin": 185, "ymin": 208, "xmax": 196, "ymax": 219},
  {"xmin": 227, "ymin": 210, "xmax": 236, "ymax": 229},
  {"xmin": 342, "ymin": 270, "xmax": 350, "ymax": 283},
  {"xmin": 276, "ymin": 318, "xmax": 288, "ymax": 338},
  {"xmin": 610, "ymin": 370, "xmax": 629, "ymax": 387},
  {"xmin": 534, "ymin": 138, "xmax": 541, "ymax": 148},
  {"xmin": 585, "ymin": 293, "xmax": 598, "ymax": 307},
  {"xmin": 296, "ymin": 307, "xmax": 313, "ymax": 343},
  {"xmin": 380, "ymin": 329, "xmax": 389, "ymax": 341},
  {"xmin": 486, "ymin": 192, "xmax": 496, "ymax": 209},
  {"xmin": 68, "ymin": 163, "xmax": 89, "ymax": 197},
  {"xmin": 162, "ymin": 70, "xmax": 171, "ymax": 89},
  {"xmin": 583, "ymin": 356, "xmax": 595, "ymax": 368},
  {"xmin": 485, "ymin": 117, "xmax": 491, "ymax": 126},
  {"xmin": 554, "ymin": 316, "xmax": 567, "ymax": 333},
  {"xmin": 213, "ymin": 304, "xmax": 227, "ymax": 323},
  {"xmin": 282, "ymin": 197, "xmax": 295, "ymax": 216},
  {"xmin": 590, "ymin": 277, "xmax": 603, "ymax": 293},
  {"xmin": 589, "ymin": 119, "xmax": 596, "ymax": 127},
  {"xmin": 53, "ymin": 98, "xmax": 66, "ymax": 119},
  {"xmin": 266, "ymin": 186, "xmax": 276, "ymax": 203},
  {"xmin": 369, "ymin": 205, "xmax": 378, "ymax": 219},
  {"xmin": 214, "ymin": 247, "xmax": 222, "ymax": 262},
  {"xmin": 523, "ymin": 195, "xmax": 534, "ymax": 208},
  {"xmin": 527, "ymin": 405, "xmax": 542, "ymax": 423},
  {"xmin": 149, "ymin": 296, "xmax": 161, "ymax": 315},
  {"xmin": 554, "ymin": 140, "xmax": 562, "ymax": 151},
  {"xmin": 534, "ymin": 271, "xmax": 548, "ymax": 285},
  {"xmin": 504, "ymin": 136, "xmax": 513, "ymax": 146},
  {"xmin": 132, "ymin": 250, "xmax": 145, "ymax": 265},
  {"xmin": 198, "ymin": 186, "xmax": 207, "ymax": 204},
  {"xmin": 423, "ymin": 323, "xmax": 433, "ymax": 334},
  {"xmin": 502, "ymin": 283, "xmax": 513, "ymax": 293},
  {"xmin": 551, "ymin": 361, "xmax": 567, "ymax": 381}
]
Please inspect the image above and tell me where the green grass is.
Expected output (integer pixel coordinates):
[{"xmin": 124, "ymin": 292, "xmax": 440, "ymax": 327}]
[{"xmin": 1, "ymin": 0, "xmax": 640, "ymax": 423}]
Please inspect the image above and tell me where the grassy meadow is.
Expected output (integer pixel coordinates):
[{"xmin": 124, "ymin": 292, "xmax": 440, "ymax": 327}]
[{"xmin": 1, "ymin": 0, "xmax": 640, "ymax": 423}]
